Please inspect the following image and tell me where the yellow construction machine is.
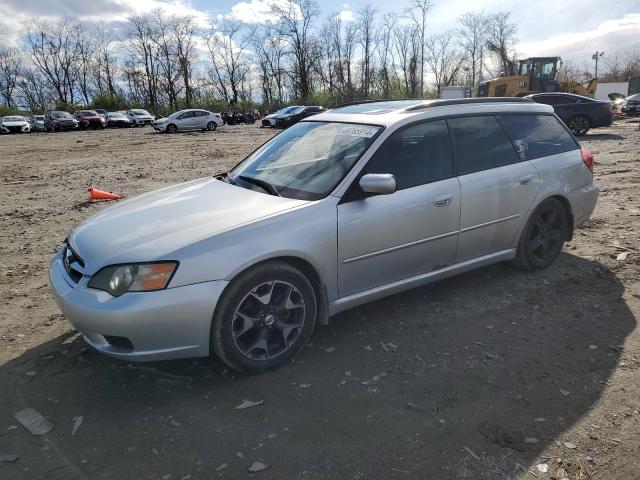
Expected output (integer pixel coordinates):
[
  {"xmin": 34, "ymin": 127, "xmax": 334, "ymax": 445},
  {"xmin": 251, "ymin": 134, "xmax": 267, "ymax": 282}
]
[{"xmin": 477, "ymin": 57, "xmax": 597, "ymax": 98}]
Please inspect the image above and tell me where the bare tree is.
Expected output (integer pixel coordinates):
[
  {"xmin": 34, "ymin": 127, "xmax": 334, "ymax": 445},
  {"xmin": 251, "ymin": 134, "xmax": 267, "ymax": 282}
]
[
  {"xmin": 457, "ymin": 11, "xmax": 489, "ymax": 86},
  {"xmin": 485, "ymin": 12, "xmax": 518, "ymax": 77},
  {"xmin": 173, "ymin": 15, "xmax": 198, "ymax": 107},
  {"xmin": 425, "ymin": 31, "xmax": 466, "ymax": 95},
  {"xmin": 272, "ymin": 0, "xmax": 320, "ymax": 100},
  {"xmin": 207, "ymin": 19, "xmax": 251, "ymax": 105},
  {"xmin": 0, "ymin": 47, "xmax": 23, "ymax": 107},
  {"xmin": 127, "ymin": 14, "xmax": 160, "ymax": 109},
  {"xmin": 405, "ymin": 0, "xmax": 433, "ymax": 97},
  {"xmin": 356, "ymin": 5, "xmax": 378, "ymax": 97},
  {"xmin": 601, "ymin": 44, "xmax": 640, "ymax": 82}
]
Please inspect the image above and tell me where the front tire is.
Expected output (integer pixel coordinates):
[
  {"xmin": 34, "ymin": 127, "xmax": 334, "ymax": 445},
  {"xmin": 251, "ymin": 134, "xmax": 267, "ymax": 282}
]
[
  {"xmin": 513, "ymin": 198, "xmax": 569, "ymax": 271},
  {"xmin": 567, "ymin": 115, "xmax": 590, "ymax": 136},
  {"xmin": 211, "ymin": 261, "xmax": 317, "ymax": 373},
  {"xmin": 206, "ymin": 121, "xmax": 217, "ymax": 131},
  {"xmin": 166, "ymin": 124, "xmax": 178, "ymax": 133}
]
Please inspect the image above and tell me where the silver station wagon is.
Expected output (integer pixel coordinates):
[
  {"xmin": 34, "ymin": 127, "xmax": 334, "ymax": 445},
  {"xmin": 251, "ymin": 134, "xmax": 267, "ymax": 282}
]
[{"xmin": 49, "ymin": 98, "xmax": 598, "ymax": 373}]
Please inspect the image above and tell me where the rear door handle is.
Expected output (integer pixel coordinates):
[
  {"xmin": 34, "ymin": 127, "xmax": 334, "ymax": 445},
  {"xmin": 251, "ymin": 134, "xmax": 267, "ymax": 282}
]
[
  {"xmin": 434, "ymin": 193, "xmax": 454, "ymax": 207},
  {"xmin": 518, "ymin": 174, "xmax": 534, "ymax": 186}
]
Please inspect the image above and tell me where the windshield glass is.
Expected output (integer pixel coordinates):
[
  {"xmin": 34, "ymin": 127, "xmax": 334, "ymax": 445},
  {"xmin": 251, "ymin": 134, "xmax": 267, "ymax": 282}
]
[
  {"xmin": 53, "ymin": 112, "xmax": 73, "ymax": 119},
  {"xmin": 170, "ymin": 111, "xmax": 185, "ymax": 118},
  {"xmin": 77, "ymin": 110, "xmax": 97, "ymax": 116},
  {"xmin": 627, "ymin": 94, "xmax": 640, "ymax": 101},
  {"xmin": 3, "ymin": 116, "xmax": 25, "ymax": 122},
  {"xmin": 109, "ymin": 113, "xmax": 125, "ymax": 118},
  {"xmin": 133, "ymin": 110, "xmax": 150, "ymax": 116},
  {"xmin": 277, "ymin": 106, "xmax": 298, "ymax": 115},
  {"xmin": 34, "ymin": 116, "xmax": 44, "ymax": 121},
  {"xmin": 229, "ymin": 121, "xmax": 382, "ymax": 200}
]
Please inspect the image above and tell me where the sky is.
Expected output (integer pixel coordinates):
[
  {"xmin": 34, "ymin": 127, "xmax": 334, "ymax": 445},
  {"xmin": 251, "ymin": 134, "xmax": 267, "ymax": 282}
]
[{"xmin": 1, "ymin": 0, "xmax": 638, "ymax": 70}]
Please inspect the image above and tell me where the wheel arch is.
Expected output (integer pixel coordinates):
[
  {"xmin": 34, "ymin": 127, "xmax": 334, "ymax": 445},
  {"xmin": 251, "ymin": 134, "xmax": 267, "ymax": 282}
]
[
  {"xmin": 528, "ymin": 194, "xmax": 575, "ymax": 241},
  {"xmin": 221, "ymin": 255, "xmax": 330, "ymax": 326}
]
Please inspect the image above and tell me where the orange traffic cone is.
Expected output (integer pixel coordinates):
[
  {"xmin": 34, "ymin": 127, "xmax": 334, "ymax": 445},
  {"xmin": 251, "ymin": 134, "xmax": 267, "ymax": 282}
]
[{"xmin": 88, "ymin": 185, "xmax": 121, "ymax": 202}]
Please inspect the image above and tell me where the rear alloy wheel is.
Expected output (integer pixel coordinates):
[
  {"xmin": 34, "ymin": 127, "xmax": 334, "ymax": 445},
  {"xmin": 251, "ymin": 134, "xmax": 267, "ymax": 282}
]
[
  {"xmin": 206, "ymin": 121, "xmax": 217, "ymax": 131},
  {"xmin": 166, "ymin": 124, "xmax": 178, "ymax": 134},
  {"xmin": 567, "ymin": 115, "xmax": 590, "ymax": 136},
  {"xmin": 514, "ymin": 198, "xmax": 568, "ymax": 270},
  {"xmin": 211, "ymin": 261, "xmax": 317, "ymax": 373}
]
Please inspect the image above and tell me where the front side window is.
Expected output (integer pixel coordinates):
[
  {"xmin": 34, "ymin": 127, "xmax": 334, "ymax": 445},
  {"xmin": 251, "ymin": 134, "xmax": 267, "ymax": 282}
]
[
  {"xmin": 230, "ymin": 122, "xmax": 382, "ymax": 200},
  {"xmin": 496, "ymin": 114, "xmax": 578, "ymax": 160},
  {"xmin": 364, "ymin": 120, "xmax": 452, "ymax": 190},
  {"xmin": 448, "ymin": 116, "xmax": 518, "ymax": 175}
]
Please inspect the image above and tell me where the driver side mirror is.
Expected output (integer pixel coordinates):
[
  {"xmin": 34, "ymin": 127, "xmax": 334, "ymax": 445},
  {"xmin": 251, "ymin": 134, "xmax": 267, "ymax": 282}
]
[{"xmin": 359, "ymin": 173, "xmax": 397, "ymax": 195}]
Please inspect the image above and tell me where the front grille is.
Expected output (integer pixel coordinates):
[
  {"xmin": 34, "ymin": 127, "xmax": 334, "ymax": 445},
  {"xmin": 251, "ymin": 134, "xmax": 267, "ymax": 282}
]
[
  {"xmin": 8, "ymin": 126, "xmax": 23, "ymax": 133},
  {"xmin": 63, "ymin": 244, "xmax": 85, "ymax": 284}
]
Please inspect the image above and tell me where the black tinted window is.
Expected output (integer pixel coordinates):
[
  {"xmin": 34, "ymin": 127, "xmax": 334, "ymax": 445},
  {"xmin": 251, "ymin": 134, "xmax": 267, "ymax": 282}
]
[
  {"xmin": 533, "ymin": 95, "xmax": 577, "ymax": 106},
  {"xmin": 497, "ymin": 114, "xmax": 578, "ymax": 160},
  {"xmin": 364, "ymin": 120, "xmax": 453, "ymax": 189},
  {"xmin": 448, "ymin": 116, "xmax": 518, "ymax": 175}
]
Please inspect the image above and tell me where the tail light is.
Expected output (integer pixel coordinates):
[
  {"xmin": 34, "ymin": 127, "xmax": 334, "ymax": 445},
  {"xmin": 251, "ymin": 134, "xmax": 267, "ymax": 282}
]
[{"xmin": 581, "ymin": 148, "xmax": 594, "ymax": 173}]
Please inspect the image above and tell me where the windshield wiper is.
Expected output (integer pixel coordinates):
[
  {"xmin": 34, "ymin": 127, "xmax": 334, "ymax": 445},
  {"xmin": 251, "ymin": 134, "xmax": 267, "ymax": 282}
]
[{"xmin": 238, "ymin": 175, "xmax": 280, "ymax": 197}]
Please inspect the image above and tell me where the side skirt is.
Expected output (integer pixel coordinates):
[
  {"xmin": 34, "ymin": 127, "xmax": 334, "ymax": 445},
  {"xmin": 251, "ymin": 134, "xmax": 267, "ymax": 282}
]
[{"xmin": 329, "ymin": 249, "xmax": 516, "ymax": 316}]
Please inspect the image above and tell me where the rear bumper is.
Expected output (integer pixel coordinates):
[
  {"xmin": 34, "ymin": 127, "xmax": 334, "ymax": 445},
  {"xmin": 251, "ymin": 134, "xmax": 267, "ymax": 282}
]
[
  {"xmin": 49, "ymin": 251, "xmax": 228, "ymax": 361},
  {"xmin": 567, "ymin": 181, "xmax": 599, "ymax": 229}
]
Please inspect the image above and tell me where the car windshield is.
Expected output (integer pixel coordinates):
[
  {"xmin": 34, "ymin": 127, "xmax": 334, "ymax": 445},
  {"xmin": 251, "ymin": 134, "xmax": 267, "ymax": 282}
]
[
  {"xmin": 109, "ymin": 113, "xmax": 125, "ymax": 118},
  {"xmin": 77, "ymin": 110, "xmax": 97, "ymax": 116},
  {"xmin": 170, "ymin": 111, "xmax": 185, "ymax": 118},
  {"xmin": 277, "ymin": 106, "xmax": 299, "ymax": 114},
  {"xmin": 133, "ymin": 110, "xmax": 150, "ymax": 116},
  {"xmin": 53, "ymin": 112, "xmax": 73, "ymax": 119},
  {"xmin": 627, "ymin": 94, "xmax": 640, "ymax": 101},
  {"xmin": 34, "ymin": 116, "xmax": 44, "ymax": 121},
  {"xmin": 229, "ymin": 121, "xmax": 382, "ymax": 200},
  {"xmin": 3, "ymin": 116, "xmax": 25, "ymax": 122}
]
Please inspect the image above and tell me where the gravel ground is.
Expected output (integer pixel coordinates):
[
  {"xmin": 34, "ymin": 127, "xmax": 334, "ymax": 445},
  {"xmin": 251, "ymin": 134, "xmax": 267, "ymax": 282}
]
[{"xmin": 0, "ymin": 121, "xmax": 638, "ymax": 479}]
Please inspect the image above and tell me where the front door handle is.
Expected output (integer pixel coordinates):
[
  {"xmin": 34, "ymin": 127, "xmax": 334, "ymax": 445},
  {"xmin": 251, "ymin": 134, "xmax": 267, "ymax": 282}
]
[
  {"xmin": 518, "ymin": 174, "xmax": 534, "ymax": 186},
  {"xmin": 434, "ymin": 193, "xmax": 454, "ymax": 207}
]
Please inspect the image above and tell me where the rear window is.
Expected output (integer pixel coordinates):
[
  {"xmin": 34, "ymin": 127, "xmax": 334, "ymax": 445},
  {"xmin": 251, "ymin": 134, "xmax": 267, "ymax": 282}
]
[
  {"xmin": 448, "ymin": 116, "xmax": 518, "ymax": 175},
  {"xmin": 496, "ymin": 114, "xmax": 578, "ymax": 160}
]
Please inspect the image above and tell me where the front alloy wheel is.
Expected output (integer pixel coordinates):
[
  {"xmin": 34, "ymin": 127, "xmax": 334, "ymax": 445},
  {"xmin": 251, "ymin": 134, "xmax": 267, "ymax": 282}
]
[
  {"xmin": 211, "ymin": 261, "xmax": 317, "ymax": 373},
  {"xmin": 206, "ymin": 121, "xmax": 217, "ymax": 131}
]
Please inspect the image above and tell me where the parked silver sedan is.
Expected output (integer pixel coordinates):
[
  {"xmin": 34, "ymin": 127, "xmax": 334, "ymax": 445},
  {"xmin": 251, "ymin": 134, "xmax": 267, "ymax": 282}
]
[
  {"xmin": 49, "ymin": 98, "xmax": 598, "ymax": 373},
  {"xmin": 153, "ymin": 109, "xmax": 223, "ymax": 133}
]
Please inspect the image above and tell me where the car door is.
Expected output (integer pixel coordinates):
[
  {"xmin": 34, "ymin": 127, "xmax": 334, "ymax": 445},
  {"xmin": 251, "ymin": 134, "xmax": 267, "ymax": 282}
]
[
  {"xmin": 194, "ymin": 110, "xmax": 209, "ymax": 129},
  {"xmin": 448, "ymin": 115, "xmax": 540, "ymax": 262},
  {"xmin": 175, "ymin": 111, "xmax": 194, "ymax": 130},
  {"xmin": 337, "ymin": 120, "xmax": 461, "ymax": 297}
]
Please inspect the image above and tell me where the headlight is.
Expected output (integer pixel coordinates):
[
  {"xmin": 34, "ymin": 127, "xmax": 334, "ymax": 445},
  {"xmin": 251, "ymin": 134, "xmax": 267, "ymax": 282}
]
[{"xmin": 88, "ymin": 262, "xmax": 178, "ymax": 297}]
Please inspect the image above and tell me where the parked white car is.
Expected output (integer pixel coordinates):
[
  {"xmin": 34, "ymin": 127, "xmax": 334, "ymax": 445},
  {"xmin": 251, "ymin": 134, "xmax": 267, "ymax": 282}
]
[
  {"xmin": 1, "ymin": 115, "xmax": 31, "ymax": 134},
  {"xmin": 125, "ymin": 109, "xmax": 155, "ymax": 126},
  {"xmin": 153, "ymin": 109, "xmax": 223, "ymax": 133}
]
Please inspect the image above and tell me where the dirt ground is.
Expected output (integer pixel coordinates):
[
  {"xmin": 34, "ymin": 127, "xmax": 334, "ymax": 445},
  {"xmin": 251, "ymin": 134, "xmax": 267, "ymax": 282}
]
[{"xmin": 0, "ymin": 121, "xmax": 639, "ymax": 480}]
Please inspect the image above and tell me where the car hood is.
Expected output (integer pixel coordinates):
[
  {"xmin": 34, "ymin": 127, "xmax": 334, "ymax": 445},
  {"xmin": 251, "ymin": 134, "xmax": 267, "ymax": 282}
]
[
  {"xmin": 54, "ymin": 118, "xmax": 76, "ymax": 122},
  {"xmin": 154, "ymin": 117, "xmax": 169, "ymax": 123},
  {"xmin": 78, "ymin": 115, "xmax": 101, "ymax": 120},
  {"xmin": 2, "ymin": 121, "xmax": 27, "ymax": 126},
  {"xmin": 69, "ymin": 177, "xmax": 309, "ymax": 273}
]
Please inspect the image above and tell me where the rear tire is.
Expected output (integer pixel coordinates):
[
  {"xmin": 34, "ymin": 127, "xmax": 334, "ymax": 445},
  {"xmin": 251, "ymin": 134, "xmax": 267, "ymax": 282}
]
[
  {"xmin": 567, "ymin": 115, "xmax": 590, "ymax": 136},
  {"xmin": 513, "ymin": 198, "xmax": 569, "ymax": 271},
  {"xmin": 211, "ymin": 261, "xmax": 317, "ymax": 373}
]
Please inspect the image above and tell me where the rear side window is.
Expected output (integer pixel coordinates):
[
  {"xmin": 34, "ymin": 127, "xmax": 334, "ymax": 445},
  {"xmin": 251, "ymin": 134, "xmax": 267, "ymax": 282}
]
[
  {"xmin": 496, "ymin": 114, "xmax": 578, "ymax": 160},
  {"xmin": 448, "ymin": 116, "xmax": 518, "ymax": 175},
  {"xmin": 364, "ymin": 120, "xmax": 453, "ymax": 189}
]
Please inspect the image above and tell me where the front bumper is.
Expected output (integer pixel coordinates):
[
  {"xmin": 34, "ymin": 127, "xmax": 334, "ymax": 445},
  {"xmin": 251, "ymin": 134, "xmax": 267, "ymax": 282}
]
[{"xmin": 49, "ymin": 251, "xmax": 228, "ymax": 361}]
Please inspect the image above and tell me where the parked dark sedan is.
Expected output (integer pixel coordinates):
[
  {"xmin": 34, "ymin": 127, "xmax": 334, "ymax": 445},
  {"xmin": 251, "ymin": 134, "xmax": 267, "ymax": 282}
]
[
  {"xmin": 274, "ymin": 106, "xmax": 325, "ymax": 128},
  {"xmin": 74, "ymin": 110, "xmax": 106, "ymax": 129},
  {"xmin": 44, "ymin": 111, "xmax": 79, "ymax": 132},
  {"xmin": 105, "ymin": 112, "xmax": 132, "ymax": 128},
  {"xmin": 525, "ymin": 93, "xmax": 612, "ymax": 136},
  {"xmin": 621, "ymin": 93, "xmax": 640, "ymax": 115}
]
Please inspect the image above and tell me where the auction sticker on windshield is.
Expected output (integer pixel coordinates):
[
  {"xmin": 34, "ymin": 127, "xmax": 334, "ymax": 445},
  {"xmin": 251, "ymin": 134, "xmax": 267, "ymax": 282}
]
[{"xmin": 339, "ymin": 126, "xmax": 378, "ymax": 138}]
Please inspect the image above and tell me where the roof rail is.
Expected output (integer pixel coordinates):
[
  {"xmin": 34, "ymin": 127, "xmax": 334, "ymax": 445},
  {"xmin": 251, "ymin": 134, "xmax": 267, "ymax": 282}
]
[
  {"xmin": 333, "ymin": 98, "xmax": 419, "ymax": 109},
  {"xmin": 404, "ymin": 97, "xmax": 534, "ymax": 111}
]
